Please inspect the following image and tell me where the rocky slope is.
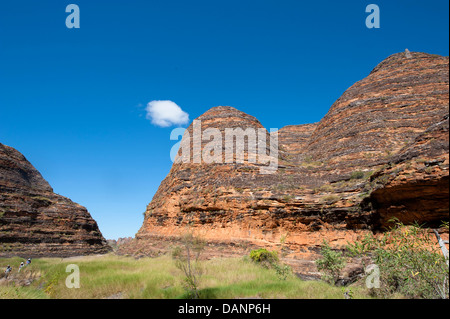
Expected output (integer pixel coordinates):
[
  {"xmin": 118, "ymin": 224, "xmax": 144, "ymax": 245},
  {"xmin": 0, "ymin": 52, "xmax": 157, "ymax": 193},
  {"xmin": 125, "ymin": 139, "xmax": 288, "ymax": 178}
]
[
  {"xmin": 368, "ymin": 114, "xmax": 449, "ymax": 228},
  {"xmin": 0, "ymin": 143, "xmax": 110, "ymax": 257},
  {"xmin": 134, "ymin": 51, "xmax": 449, "ymax": 263}
]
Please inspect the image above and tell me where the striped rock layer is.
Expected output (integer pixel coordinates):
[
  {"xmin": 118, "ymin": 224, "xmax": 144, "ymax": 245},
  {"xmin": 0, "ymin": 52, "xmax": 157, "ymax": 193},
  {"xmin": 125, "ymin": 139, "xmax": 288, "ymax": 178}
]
[
  {"xmin": 137, "ymin": 51, "xmax": 449, "ymax": 257},
  {"xmin": 0, "ymin": 143, "xmax": 110, "ymax": 257}
]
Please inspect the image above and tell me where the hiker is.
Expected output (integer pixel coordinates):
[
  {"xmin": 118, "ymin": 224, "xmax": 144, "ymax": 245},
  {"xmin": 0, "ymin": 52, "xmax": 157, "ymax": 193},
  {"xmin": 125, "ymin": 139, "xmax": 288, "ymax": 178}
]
[
  {"xmin": 26, "ymin": 258, "xmax": 31, "ymax": 266},
  {"xmin": 18, "ymin": 262, "xmax": 24, "ymax": 272},
  {"xmin": 4, "ymin": 265, "xmax": 12, "ymax": 279}
]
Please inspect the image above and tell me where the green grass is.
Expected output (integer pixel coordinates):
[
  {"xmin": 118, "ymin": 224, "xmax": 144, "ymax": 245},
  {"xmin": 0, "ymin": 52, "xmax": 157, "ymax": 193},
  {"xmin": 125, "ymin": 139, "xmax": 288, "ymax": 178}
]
[{"xmin": 1, "ymin": 254, "xmax": 373, "ymax": 299}]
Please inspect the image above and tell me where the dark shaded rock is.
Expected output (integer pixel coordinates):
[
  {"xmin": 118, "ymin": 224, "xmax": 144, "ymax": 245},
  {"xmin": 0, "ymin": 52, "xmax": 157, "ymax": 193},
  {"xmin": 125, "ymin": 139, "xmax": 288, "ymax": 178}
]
[{"xmin": 0, "ymin": 143, "xmax": 110, "ymax": 258}]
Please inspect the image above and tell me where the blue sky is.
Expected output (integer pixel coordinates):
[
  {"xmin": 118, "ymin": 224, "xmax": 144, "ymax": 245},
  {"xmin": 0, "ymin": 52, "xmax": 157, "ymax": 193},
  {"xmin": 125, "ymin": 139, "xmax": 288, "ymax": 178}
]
[{"xmin": 0, "ymin": 1, "xmax": 448, "ymax": 239}]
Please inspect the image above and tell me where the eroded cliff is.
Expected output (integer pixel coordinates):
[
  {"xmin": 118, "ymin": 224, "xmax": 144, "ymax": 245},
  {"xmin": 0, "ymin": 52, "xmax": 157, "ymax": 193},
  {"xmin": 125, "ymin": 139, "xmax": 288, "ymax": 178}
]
[
  {"xmin": 0, "ymin": 143, "xmax": 110, "ymax": 257},
  {"xmin": 135, "ymin": 51, "xmax": 449, "ymax": 261}
]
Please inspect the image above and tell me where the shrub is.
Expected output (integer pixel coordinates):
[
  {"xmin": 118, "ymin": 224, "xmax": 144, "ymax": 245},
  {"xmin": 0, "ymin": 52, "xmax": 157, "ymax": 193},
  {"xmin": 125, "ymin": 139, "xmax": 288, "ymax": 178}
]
[
  {"xmin": 350, "ymin": 171, "xmax": 365, "ymax": 180},
  {"xmin": 424, "ymin": 166, "xmax": 434, "ymax": 174},
  {"xmin": 303, "ymin": 155, "xmax": 313, "ymax": 163},
  {"xmin": 172, "ymin": 232, "xmax": 206, "ymax": 299},
  {"xmin": 30, "ymin": 196, "xmax": 53, "ymax": 206},
  {"xmin": 319, "ymin": 195, "xmax": 340, "ymax": 205},
  {"xmin": 315, "ymin": 240, "xmax": 346, "ymax": 285},
  {"xmin": 249, "ymin": 248, "xmax": 279, "ymax": 266},
  {"xmin": 272, "ymin": 262, "xmax": 292, "ymax": 281},
  {"xmin": 249, "ymin": 248, "xmax": 291, "ymax": 280},
  {"xmin": 318, "ymin": 184, "xmax": 334, "ymax": 192},
  {"xmin": 347, "ymin": 220, "xmax": 449, "ymax": 299}
]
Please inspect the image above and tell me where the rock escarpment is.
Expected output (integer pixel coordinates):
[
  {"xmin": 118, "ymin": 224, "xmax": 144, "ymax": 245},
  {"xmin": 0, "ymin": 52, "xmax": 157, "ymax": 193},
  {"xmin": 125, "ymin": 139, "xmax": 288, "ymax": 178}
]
[
  {"xmin": 0, "ymin": 143, "xmax": 110, "ymax": 257},
  {"xmin": 368, "ymin": 114, "xmax": 449, "ymax": 227},
  {"xmin": 136, "ymin": 51, "xmax": 449, "ymax": 259},
  {"xmin": 305, "ymin": 52, "xmax": 448, "ymax": 169}
]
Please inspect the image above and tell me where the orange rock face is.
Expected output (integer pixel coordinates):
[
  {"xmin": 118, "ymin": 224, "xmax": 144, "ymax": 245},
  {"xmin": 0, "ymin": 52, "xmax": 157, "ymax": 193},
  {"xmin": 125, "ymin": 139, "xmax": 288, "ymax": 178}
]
[
  {"xmin": 137, "ymin": 51, "xmax": 449, "ymax": 259},
  {"xmin": 0, "ymin": 143, "xmax": 110, "ymax": 257}
]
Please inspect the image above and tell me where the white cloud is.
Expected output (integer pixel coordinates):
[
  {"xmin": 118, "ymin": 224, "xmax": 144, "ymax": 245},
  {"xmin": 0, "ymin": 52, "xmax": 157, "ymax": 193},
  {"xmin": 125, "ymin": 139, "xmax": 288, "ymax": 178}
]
[{"xmin": 145, "ymin": 100, "xmax": 189, "ymax": 127}]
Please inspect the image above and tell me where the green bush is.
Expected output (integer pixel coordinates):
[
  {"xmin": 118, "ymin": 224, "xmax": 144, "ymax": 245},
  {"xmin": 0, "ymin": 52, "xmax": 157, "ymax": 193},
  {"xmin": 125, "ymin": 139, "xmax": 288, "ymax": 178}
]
[
  {"xmin": 347, "ymin": 220, "xmax": 449, "ymax": 299},
  {"xmin": 272, "ymin": 262, "xmax": 292, "ymax": 281},
  {"xmin": 249, "ymin": 248, "xmax": 279, "ymax": 265},
  {"xmin": 315, "ymin": 241, "xmax": 346, "ymax": 285},
  {"xmin": 249, "ymin": 248, "xmax": 291, "ymax": 281},
  {"xmin": 350, "ymin": 171, "xmax": 365, "ymax": 180}
]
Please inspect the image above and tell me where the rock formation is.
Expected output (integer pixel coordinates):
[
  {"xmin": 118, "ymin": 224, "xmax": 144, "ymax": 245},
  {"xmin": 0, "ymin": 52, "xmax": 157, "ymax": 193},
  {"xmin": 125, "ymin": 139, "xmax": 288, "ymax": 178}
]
[
  {"xmin": 135, "ymin": 51, "xmax": 448, "ymax": 261},
  {"xmin": 368, "ymin": 114, "xmax": 449, "ymax": 228},
  {"xmin": 0, "ymin": 143, "xmax": 110, "ymax": 257},
  {"xmin": 107, "ymin": 237, "xmax": 133, "ymax": 251}
]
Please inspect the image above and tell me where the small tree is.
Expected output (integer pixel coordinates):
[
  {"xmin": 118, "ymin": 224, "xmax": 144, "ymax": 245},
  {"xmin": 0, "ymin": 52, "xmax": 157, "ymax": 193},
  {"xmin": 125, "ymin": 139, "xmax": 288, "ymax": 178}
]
[
  {"xmin": 315, "ymin": 240, "xmax": 346, "ymax": 285},
  {"xmin": 172, "ymin": 232, "xmax": 205, "ymax": 299}
]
